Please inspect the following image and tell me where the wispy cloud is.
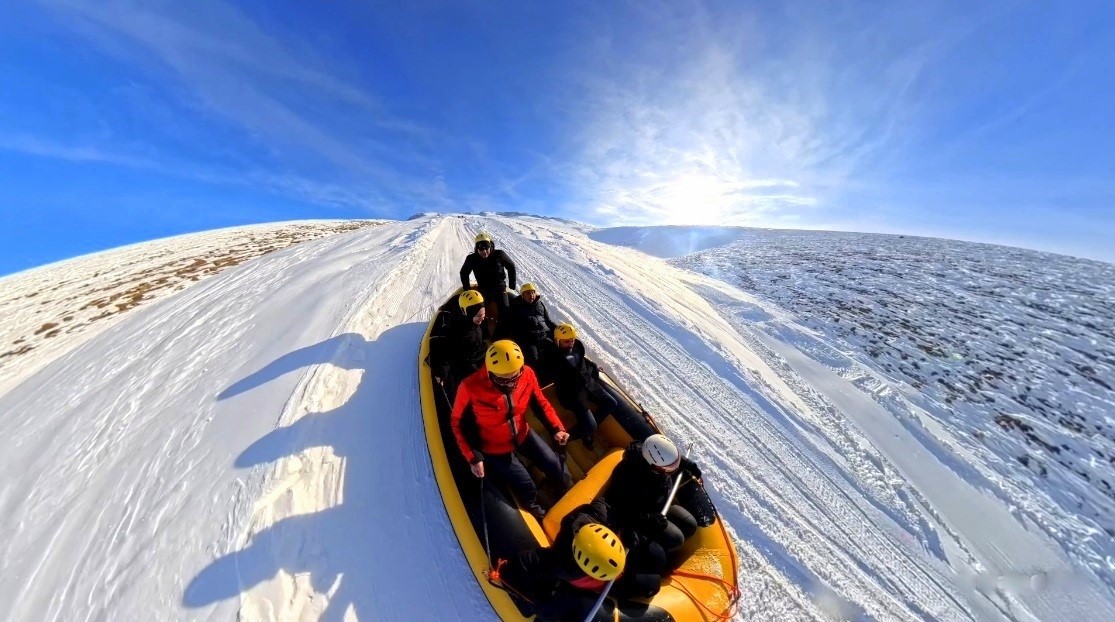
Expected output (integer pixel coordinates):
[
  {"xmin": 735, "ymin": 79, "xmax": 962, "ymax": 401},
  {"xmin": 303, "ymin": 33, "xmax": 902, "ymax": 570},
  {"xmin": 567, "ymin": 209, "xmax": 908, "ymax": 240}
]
[
  {"xmin": 35, "ymin": 0, "xmax": 442, "ymax": 210},
  {"xmin": 563, "ymin": 0, "xmax": 967, "ymax": 227},
  {"xmin": 0, "ymin": 133, "xmax": 159, "ymax": 170},
  {"xmin": 0, "ymin": 132, "xmax": 385, "ymax": 212},
  {"xmin": 16, "ymin": 0, "xmax": 1107, "ymax": 265}
]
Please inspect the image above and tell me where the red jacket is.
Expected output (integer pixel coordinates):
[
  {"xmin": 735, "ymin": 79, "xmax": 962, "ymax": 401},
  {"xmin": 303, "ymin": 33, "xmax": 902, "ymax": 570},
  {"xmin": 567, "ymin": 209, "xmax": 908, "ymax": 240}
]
[{"xmin": 450, "ymin": 366, "xmax": 565, "ymax": 463}]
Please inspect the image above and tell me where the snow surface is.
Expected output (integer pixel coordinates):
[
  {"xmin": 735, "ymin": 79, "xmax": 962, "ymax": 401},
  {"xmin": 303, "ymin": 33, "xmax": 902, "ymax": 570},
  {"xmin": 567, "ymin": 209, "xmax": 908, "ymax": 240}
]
[
  {"xmin": 0, "ymin": 220, "xmax": 378, "ymax": 396},
  {"xmin": 587, "ymin": 225, "xmax": 747, "ymax": 258},
  {"xmin": 672, "ymin": 228, "xmax": 1115, "ymax": 595},
  {"xmin": 1, "ymin": 216, "xmax": 1112, "ymax": 621}
]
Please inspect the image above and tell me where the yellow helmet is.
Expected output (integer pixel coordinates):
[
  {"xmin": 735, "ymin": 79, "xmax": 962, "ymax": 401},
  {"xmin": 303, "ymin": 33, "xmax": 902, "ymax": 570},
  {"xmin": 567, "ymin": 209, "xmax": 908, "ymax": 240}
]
[
  {"xmin": 486, "ymin": 340, "xmax": 525, "ymax": 375},
  {"xmin": 553, "ymin": 323, "xmax": 577, "ymax": 341},
  {"xmin": 572, "ymin": 523, "xmax": 626, "ymax": 581},
  {"xmin": 474, "ymin": 232, "xmax": 493, "ymax": 244},
  {"xmin": 458, "ymin": 290, "xmax": 484, "ymax": 312},
  {"xmin": 520, "ymin": 283, "xmax": 537, "ymax": 295}
]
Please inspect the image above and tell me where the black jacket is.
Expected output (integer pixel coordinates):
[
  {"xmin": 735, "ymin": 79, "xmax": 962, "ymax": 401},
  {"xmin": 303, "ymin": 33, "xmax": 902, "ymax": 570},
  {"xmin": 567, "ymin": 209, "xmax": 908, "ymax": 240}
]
[
  {"xmin": 508, "ymin": 295, "xmax": 558, "ymax": 346},
  {"xmin": 428, "ymin": 305, "xmax": 488, "ymax": 380},
  {"xmin": 502, "ymin": 499, "xmax": 664, "ymax": 607},
  {"xmin": 603, "ymin": 441, "xmax": 701, "ymax": 534},
  {"xmin": 501, "ymin": 500, "xmax": 612, "ymax": 599},
  {"xmin": 460, "ymin": 248, "xmax": 517, "ymax": 291},
  {"xmin": 545, "ymin": 340, "xmax": 602, "ymax": 411}
]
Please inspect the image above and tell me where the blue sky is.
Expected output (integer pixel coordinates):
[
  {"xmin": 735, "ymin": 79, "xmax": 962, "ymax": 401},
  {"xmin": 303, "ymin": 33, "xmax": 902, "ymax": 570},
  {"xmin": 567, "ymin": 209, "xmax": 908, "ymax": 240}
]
[{"xmin": 1, "ymin": 0, "xmax": 1113, "ymax": 274}]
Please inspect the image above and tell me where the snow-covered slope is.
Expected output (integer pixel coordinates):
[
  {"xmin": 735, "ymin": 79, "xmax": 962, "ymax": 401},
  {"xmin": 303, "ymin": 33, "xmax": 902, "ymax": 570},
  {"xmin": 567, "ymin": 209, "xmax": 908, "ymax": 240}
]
[
  {"xmin": 588, "ymin": 225, "xmax": 747, "ymax": 258},
  {"xmin": 0, "ymin": 216, "xmax": 1111, "ymax": 621},
  {"xmin": 673, "ymin": 228, "xmax": 1115, "ymax": 592},
  {"xmin": 0, "ymin": 220, "xmax": 379, "ymax": 395}
]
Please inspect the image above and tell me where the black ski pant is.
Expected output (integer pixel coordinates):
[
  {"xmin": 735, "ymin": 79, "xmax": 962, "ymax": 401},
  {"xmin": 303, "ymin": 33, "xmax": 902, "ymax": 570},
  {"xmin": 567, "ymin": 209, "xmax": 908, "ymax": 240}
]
[
  {"xmin": 522, "ymin": 345, "xmax": 544, "ymax": 385},
  {"xmin": 600, "ymin": 384, "xmax": 644, "ymax": 431},
  {"xmin": 616, "ymin": 539, "xmax": 667, "ymax": 599},
  {"xmin": 521, "ymin": 342, "xmax": 542, "ymax": 368},
  {"xmin": 486, "ymin": 430, "xmax": 571, "ymax": 508},
  {"xmin": 596, "ymin": 384, "xmax": 656, "ymax": 440},
  {"xmin": 521, "ymin": 341, "xmax": 553, "ymax": 384},
  {"xmin": 569, "ymin": 387, "xmax": 619, "ymax": 443},
  {"xmin": 570, "ymin": 384, "xmax": 642, "ymax": 443},
  {"xmin": 480, "ymin": 286, "xmax": 510, "ymax": 322},
  {"xmin": 443, "ymin": 363, "xmax": 481, "ymax": 405},
  {"xmin": 657, "ymin": 505, "xmax": 698, "ymax": 553}
]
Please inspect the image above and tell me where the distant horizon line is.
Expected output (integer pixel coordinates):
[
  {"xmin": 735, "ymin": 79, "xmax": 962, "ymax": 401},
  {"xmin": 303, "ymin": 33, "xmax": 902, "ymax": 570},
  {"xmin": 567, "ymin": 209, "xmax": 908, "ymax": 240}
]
[{"xmin": 2, "ymin": 211, "xmax": 1111, "ymax": 280}]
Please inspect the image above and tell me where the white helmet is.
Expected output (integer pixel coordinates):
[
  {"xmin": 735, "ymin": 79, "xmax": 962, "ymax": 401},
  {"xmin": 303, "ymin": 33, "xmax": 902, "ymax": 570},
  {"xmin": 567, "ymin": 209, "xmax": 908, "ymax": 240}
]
[{"xmin": 641, "ymin": 434, "xmax": 681, "ymax": 471}]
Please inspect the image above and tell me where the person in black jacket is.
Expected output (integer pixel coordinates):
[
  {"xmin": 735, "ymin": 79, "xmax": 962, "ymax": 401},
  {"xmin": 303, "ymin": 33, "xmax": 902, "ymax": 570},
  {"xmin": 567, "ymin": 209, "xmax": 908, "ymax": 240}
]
[
  {"xmin": 544, "ymin": 323, "xmax": 637, "ymax": 449},
  {"xmin": 506, "ymin": 282, "xmax": 558, "ymax": 373},
  {"xmin": 496, "ymin": 499, "xmax": 666, "ymax": 622},
  {"xmin": 460, "ymin": 232, "xmax": 517, "ymax": 323},
  {"xmin": 603, "ymin": 435, "xmax": 701, "ymax": 554},
  {"xmin": 428, "ymin": 290, "xmax": 488, "ymax": 402}
]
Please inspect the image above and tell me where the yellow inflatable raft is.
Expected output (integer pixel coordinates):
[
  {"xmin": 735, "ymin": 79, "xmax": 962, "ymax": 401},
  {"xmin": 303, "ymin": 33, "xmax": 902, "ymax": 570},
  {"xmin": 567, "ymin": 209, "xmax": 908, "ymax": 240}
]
[{"xmin": 420, "ymin": 291, "xmax": 740, "ymax": 621}]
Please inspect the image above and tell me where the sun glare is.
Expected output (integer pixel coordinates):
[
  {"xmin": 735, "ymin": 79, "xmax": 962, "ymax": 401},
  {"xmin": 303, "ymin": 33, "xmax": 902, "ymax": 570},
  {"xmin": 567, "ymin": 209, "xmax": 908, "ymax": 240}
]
[{"xmin": 650, "ymin": 172, "xmax": 745, "ymax": 225}]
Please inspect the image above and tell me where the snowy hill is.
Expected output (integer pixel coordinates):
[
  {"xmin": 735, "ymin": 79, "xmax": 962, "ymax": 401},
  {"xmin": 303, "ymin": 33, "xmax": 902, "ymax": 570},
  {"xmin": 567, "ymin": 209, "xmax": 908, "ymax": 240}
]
[
  {"xmin": 1, "ymin": 215, "xmax": 1112, "ymax": 621},
  {"xmin": 588, "ymin": 225, "xmax": 748, "ymax": 258},
  {"xmin": 0, "ymin": 220, "xmax": 379, "ymax": 395},
  {"xmin": 673, "ymin": 228, "xmax": 1115, "ymax": 588}
]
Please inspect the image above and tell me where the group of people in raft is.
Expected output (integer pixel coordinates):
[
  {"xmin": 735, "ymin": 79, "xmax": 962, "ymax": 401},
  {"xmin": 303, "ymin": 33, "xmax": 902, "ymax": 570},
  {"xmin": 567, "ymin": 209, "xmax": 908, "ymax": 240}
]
[{"xmin": 429, "ymin": 233, "xmax": 708, "ymax": 620}]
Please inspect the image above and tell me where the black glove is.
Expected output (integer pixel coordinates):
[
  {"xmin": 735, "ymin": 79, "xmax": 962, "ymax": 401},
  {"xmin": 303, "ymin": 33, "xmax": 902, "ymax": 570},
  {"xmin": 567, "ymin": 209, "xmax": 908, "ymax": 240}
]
[
  {"xmin": 642, "ymin": 512, "xmax": 668, "ymax": 533},
  {"xmin": 683, "ymin": 459, "xmax": 703, "ymax": 481},
  {"xmin": 619, "ymin": 529, "xmax": 642, "ymax": 550}
]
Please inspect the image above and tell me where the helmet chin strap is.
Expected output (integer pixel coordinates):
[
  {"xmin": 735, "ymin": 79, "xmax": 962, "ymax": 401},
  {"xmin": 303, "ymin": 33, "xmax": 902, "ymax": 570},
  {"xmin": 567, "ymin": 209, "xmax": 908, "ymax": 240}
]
[{"xmin": 488, "ymin": 372, "xmax": 516, "ymax": 393}]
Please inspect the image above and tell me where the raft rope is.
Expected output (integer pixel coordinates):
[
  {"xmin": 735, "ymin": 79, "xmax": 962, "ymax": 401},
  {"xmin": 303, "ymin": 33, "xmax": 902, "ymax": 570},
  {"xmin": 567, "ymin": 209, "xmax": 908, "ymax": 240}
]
[
  {"xmin": 485, "ymin": 557, "xmax": 538, "ymax": 605},
  {"xmin": 479, "ymin": 477, "xmax": 540, "ymax": 606},
  {"xmin": 663, "ymin": 506, "xmax": 743, "ymax": 622},
  {"xmin": 479, "ymin": 483, "xmax": 540, "ymax": 606},
  {"xmin": 667, "ymin": 569, "xmax": 741, "ymax": 621}
]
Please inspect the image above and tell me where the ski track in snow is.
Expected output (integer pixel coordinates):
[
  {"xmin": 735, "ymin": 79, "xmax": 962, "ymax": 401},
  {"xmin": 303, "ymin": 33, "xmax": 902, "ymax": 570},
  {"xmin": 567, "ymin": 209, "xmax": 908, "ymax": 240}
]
[
  {"xmin": 672, "ymin": 234, "xmax": 1115, "ymax": 595},
  {"xmin": 680, "ymin": 278, "xmax": 1114, "ymax": 621},
  {"xmin": 1, "ymin": 214, "xmax": 1112, "ymax": 621},
  {"xmin": 492, "ymin": 218, "xmax": 973, "ymax": 622}
]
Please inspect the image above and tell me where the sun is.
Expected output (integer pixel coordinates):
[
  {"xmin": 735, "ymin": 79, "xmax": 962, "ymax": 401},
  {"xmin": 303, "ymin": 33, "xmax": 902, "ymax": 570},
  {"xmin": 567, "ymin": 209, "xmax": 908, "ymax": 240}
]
[{"xmin": 650, "ymin": 171, "xmax": 743, "ymax": 225}]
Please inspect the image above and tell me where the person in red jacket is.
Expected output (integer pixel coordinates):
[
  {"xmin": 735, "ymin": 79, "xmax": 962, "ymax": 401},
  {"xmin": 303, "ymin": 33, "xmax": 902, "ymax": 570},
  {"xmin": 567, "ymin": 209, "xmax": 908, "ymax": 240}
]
[{"xmin": 452, "ymin": 340, "xmax": 572, "ymax": 518}]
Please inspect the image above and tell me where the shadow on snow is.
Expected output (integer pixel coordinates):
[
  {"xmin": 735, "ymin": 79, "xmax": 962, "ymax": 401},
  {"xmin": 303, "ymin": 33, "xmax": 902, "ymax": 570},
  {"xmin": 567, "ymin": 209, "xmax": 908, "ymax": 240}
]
[{"xmin": 184, "ymin": 322, "xmax": 465, "ymax": 620}]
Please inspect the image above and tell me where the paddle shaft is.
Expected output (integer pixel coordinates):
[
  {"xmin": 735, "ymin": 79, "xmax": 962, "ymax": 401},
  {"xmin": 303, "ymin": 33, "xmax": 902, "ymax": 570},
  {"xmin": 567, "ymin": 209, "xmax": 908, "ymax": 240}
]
[
  {"xmin": 583, "ymin": 577, "xmax": 616, "ymax": 622},
  {"xmin": 480, "ymin": 477, "xmax": 491, "ymax": 565},
  {"xmin": 661, "ymin": 467, "xmax": 686, "ymax": 516},
  {"xmin": 662, "ymin": 442, "xmax": 693, "ymax": 515}
]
